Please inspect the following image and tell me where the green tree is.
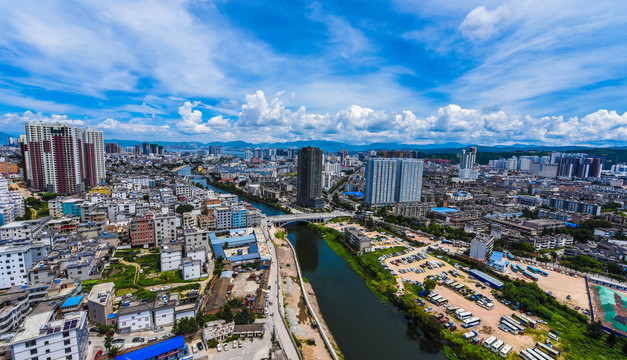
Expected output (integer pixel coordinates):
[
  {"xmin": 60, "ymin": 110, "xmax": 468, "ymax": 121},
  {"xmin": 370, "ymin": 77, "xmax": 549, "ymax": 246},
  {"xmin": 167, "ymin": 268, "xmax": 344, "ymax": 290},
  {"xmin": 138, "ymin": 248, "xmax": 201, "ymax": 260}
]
[
  {"xmin": 423, "ymin": 278, "xmax": 437, "ymax": 294},
  {"xmin": 587, "ymin": 321, "xmax": 604, "ymax": 340},
  {"xmin": 108, "ymin": 346, "xmax": 120, "ymax": 356},
  {"xmin": 607, "ymin": 331, "xmax": 618, "ymax": 348},
  {"xmin": 104, "ymin": 334, "xmax": 113, "ymax": 350},
  {"xmin": 622, "ymin": 340, "xmax": 627, "ymax": 355},
  {"xmin": 176, "ymin": 204, "xmax": 194, "ymax": 214}
]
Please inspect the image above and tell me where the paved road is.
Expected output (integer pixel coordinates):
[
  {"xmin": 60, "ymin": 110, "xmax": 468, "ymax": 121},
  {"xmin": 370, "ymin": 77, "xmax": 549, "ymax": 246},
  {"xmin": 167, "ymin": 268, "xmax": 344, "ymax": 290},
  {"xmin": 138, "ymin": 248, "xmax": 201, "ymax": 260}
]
[{"xmin": 261, "ymin": 220, "xmax": 300, "ymax": 360}]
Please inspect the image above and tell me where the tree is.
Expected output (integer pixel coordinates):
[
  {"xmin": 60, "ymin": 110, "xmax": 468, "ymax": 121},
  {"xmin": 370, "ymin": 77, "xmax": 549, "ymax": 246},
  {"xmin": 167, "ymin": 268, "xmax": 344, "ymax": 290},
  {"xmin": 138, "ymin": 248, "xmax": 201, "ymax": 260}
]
[
  {"xmin": 587, "ymin": 321, "xmax": 604, "ymax": 340},
  {"xmin": 104, "ymin": 334, "xmax": 113, "ymax": 350},
  {"xmin": 143, "ymin": 194, "xmax": 149, "ymax": 201},
  {"xmin": 622, "ymin": 340, "xmax": 627, "ymax": 355},
  {"xmin": 607, "ymin": 331, "xmax": 618, "ymax": 348},
  {"xmin": 172, "ymin": 317, "xmax": 199, "ymax": 335},
  {"xmin": 176, "ymin": 204, "xmax": 194, "ymax": 214},
  {"xmin": 219, "ymin": 306, "xmax": 234, "ymax": 323},
  {"xmin": 108, "ymin": 346, "xmax": 120, "ymax": 356},
  {"xmin": 423, "ymin": 278, "xmax": 437, "ymax": 294}
]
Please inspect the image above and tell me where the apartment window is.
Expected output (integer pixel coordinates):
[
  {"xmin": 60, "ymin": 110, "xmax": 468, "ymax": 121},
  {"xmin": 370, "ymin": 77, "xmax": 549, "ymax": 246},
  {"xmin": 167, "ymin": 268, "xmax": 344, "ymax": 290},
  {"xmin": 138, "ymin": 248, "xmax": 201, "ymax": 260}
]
[
  {"xmin": 44, "ymin": 341, "xmax": 49, "ymax": 345},
  {"xmin": 63, "ymin": 331, "xmax": 69, "ymax": 337},
  {"xmin": 25, "ymin": 340, "xmax": 36, "ymax": 347},
  {"xmin": 64, "ymin": 339, "xmax": 70, "ymax": 345},
  {"xmin": 65, "ymin": 347, "xmax": 71, "ymax": 353},
  {"xmin": 30, "ymin": 349, "xmax": 37, "ymax": 354}
]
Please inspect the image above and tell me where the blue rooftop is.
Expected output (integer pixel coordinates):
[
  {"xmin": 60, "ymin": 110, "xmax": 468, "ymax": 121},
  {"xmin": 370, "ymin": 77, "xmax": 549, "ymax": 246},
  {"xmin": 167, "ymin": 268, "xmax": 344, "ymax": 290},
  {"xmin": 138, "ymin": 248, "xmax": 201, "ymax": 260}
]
[
  {"xmin": 61, "ymin": 296, "xmax": 83, "ymax": 308},
  {"xmin": 431, "ymin": 207, "xmax": 459, "ymax": 214},
  {"xmin": 343, "ymin": 191, "xmax": 364, "ymax": 198},
  {"xmin": 107, "ymin": 313, "xmax": 117, "ymax": 319},
  {"xmin": 116, "ymin": 335, "xmax": 185, "ymax": 360}
]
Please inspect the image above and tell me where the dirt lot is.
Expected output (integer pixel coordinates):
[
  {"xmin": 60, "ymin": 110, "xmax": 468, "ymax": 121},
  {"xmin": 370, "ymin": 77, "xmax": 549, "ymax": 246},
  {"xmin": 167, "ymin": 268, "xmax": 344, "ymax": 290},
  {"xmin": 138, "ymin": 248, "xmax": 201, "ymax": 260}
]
[{"xmin": 589, "ymin": 282, "xmax": 627, "ymax": 336}]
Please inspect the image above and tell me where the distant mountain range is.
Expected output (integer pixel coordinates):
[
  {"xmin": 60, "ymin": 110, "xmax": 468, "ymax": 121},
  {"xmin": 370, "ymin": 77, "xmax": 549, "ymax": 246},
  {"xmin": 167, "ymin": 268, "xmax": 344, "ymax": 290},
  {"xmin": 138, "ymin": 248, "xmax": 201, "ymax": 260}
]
[
  {"xmin": 2, "ymin": 131, "xmax": 625, "ymax": 153},
  {"xmin": 106, "ymin": 138, "xmax": 627, "ymax": 153}
]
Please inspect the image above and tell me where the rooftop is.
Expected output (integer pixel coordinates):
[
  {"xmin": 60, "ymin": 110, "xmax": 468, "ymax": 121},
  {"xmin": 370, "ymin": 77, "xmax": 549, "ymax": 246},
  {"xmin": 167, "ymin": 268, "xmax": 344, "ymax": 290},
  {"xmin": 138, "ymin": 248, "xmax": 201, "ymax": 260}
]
[
  {"xmin": 115, "ymin": 335, "xmax": 185, "ymax": 360},
  {"xmin": 61, "ymin": 296, "xmax": 83, "ymax": 308}
]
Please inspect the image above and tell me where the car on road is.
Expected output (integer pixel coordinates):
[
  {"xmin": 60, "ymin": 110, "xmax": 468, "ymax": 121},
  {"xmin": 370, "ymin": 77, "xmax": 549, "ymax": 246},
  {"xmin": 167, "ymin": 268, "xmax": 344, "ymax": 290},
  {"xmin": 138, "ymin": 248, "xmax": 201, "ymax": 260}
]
[
  {"xmin": 161, "ymin": 286, "xmax": 171, "ymax": 290},
  {"xmin": 154, "ymin": 326, "xmax": 164, "ymax": 332},
  {"xmin": 89, "ymin": 327, "xmax": 99, "ymax": 333},
  {"xmin": 112, "ymin": 339, "xmax": 125, "ymax": 345},
  {"xmin": 150, "ymin": 287, "xmax": 159, "ymax": 292},
  {"xmin": 94, "ymin": 350, "xmax": 103, "ymax": 360},
  {"xmin": 132, "ymin": 337, "xmax": 144, "ymax": 343},
  {"xmin": 148, "ymin": 337, "xmax": 158, "ymax": 343}
]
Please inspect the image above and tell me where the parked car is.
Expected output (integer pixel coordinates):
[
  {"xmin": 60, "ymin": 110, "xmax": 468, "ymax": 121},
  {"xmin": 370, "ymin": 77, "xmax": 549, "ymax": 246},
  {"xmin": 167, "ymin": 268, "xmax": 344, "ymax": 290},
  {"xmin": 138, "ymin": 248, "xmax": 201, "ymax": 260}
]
[
  {"xmin": 191, "ymin": 345, "xmax": 197, "ymax": 354},
  {"xmin": 224, "ymin": 343, "xmax": 229, "ymax": 351},
  {"xmin": 94, "ymin": 350, "xmax": 103, "ymax": 360},
  {"xmin": 238, "ymin": 340, "xmax": 243, "ymax": 348},
  {"xmin": 217, "ymin": 343, "xmax": 222, "ymax": 352},
  {"xmin": 148, "ymin": 337, "xmax": 158, "ymax": 343},
  {"xmin": 132, "ymin": 337, "xmax": 144, "ymax": 343},
  {"xmin": 233, "ymin": 340, "xmax": 238, "ymax": 349},
  {"xmin": 197, "ymin": 342, "xmax": 203, "ymax": 351},
  {"xmin": 154, "ymin": 326, "xmax": 164, "ymax": 332}
]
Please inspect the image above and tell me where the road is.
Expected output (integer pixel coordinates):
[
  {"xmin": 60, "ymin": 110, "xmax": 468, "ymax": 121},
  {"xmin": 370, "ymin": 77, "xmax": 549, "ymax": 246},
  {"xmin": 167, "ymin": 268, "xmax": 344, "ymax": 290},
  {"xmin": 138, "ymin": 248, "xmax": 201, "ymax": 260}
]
[{"xmin": 261, "ymin": 219, "xmax": 300, "ymax": 360}]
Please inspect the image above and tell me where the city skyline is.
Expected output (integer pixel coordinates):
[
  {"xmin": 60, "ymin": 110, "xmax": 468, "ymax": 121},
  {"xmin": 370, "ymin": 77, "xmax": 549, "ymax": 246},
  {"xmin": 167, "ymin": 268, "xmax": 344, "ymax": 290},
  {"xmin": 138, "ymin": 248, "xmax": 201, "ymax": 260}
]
[{"xmin": 0, "ymin": 1, "xmax": 626, "ymax": 146}]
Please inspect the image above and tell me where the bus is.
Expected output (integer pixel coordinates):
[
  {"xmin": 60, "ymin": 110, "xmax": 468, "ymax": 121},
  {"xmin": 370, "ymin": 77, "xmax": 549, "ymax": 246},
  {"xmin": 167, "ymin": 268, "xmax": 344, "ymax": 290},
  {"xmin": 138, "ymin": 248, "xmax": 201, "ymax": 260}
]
[
  {"xmin": 527, "ymin": 266, "xmax": 538, "ymax": 274},
  {"xmin": 512, "ymin": 264, "xmax": 518, "ymax": 272},
  {"xmin": 431, "ymin": 295, "xmax": 442, "ymax": 304},
  {"xmin": 520, "ymin": 349, "xmax": 543, "ymax": 360},
  {"xmin": 491, "ymin": 339, "xmax": 504, "ymax": 353},
  {"xmin": 447, "ymin": 306, "xmax": 460, "ymax": 314},
  {"xmin": 462, "ymin": 317, "xmax": 481, "ymax": 328},
  {"xmin": 499, "ymin": 344, "xmax": 512, "ymax": 358},
  {"xmin": 456, "ymin": 311, "xmax": 473, "ymax": 320},
  {"xmin": 435, "ymin": 297, "xmax": 448, "ymax": 306},
  {"xmin": 532, "ymin": 348, "xmax": 553, "ymax": 360},
  {"xmin": 537, "ymin": 269, "xmax": 548, "ymax": 277},
  {"xmin": 513, "ymin": 313, "xmax": 537, "ymax": 328},
  {"xmin": 535, "ymin": 342, "xmax": 561, "ymax": 358},
  {"xmin": 483, "ymin": 336, "xmax": 497, "ymax": 349},
  {"xmin": 501, "ymin": 316, "xmax": 525, "ymax": 334}
]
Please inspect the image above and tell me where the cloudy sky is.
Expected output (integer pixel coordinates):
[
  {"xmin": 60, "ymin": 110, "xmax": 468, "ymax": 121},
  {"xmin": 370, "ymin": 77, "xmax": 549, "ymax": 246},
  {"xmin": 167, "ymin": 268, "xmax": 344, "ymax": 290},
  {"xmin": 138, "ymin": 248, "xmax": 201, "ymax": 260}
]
[{"xmin": 0, "ymin": 0, "xmax": 626, "ymax": 146}]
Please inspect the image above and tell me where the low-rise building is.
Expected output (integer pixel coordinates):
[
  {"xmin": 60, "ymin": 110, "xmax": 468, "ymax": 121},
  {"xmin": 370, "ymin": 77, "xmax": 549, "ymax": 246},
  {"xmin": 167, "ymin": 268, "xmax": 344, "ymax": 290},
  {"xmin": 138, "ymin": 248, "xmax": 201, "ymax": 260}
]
[
  {"xmin": 117, "ymin": 302, "xmax": 153, "ymax": 333},
  {"xmin": 87, "ymin": 282, "xmax": 114, "ymax": 326},
  {"xmin": 469, "ymin": 235, "xmax": 494, "ymax": 261},
  {"xmin": 10, "ymin": 310, "xmax": 88, "ymax": 360},
  {"xmin": 343, "ymin": 226, "xmax": 371, "ymax": 252},
  {"xmin": 160, "ymin": 245, "xmax": 183, "ymax": 272},
  {"xmin": 181, "ymin": 258, "xmax": 202, "ymax": 280}
]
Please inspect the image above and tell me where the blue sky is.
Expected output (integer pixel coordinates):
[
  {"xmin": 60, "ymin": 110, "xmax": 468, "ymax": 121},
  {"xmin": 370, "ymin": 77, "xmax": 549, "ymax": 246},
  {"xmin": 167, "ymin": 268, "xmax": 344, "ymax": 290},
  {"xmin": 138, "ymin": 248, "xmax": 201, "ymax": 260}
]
[{"xmin": 0, "ymin": 0, "xmax": 626, "ymax": 146}]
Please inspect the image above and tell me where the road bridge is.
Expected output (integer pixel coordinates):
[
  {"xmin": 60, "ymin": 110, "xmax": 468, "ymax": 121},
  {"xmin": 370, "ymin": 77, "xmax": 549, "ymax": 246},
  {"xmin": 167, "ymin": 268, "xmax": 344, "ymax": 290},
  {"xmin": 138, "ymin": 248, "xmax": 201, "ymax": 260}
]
[{"xmin": 268, "ymin": 211, "xmax": 351, "ymax": 227}]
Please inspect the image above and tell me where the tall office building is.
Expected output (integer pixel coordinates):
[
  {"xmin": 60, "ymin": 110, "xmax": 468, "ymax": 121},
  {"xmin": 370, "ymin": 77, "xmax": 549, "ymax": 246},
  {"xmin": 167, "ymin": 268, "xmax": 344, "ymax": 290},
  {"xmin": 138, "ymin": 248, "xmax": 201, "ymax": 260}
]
[
  {"xmin": 297, "ymin": 147, "xmax": 324, "ymax": 208},
  {"xmin": 142, "ymin": 142, "xmax": 150, "ymax": 155},
  {"xmin": 20, "ymin": 122, "xmax": 105, "ymax": 194},
  {"xmin": 364, "ymin": 158, "xmax": 423, "ymax": 206}
]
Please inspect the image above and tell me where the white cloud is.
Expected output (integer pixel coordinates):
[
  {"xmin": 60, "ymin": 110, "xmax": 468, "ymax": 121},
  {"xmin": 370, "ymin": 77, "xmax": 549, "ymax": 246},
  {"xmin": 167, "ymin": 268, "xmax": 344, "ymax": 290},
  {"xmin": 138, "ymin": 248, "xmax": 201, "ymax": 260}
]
[
  {"xmin": 96, "ymin": 118, "xmax": 170, "ymax": 134},
  {"xmin": 176, "ymin": 101, "xmax": 230, "ymax": 134},
  {"xmin": 460, "ymin": 5, "xmax": 509, "ymax": 40},
  {"xmin": 1, "ymin": 111, "xmax": 84, "ymax": 126}
]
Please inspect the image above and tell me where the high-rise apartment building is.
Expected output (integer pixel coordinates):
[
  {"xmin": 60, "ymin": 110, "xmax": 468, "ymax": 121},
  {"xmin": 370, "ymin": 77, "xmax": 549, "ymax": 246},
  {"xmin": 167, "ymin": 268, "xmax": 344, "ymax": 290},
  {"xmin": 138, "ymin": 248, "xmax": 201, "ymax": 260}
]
[
  {"xmin": 19, "ymin": 122, "xmax": 105, "ymax": 194},
  {"xmin": 105, "ymin": 142, "xmax": 121, "ymax": 153},
  {"xmin": 296, "ymin": 147, "xmax": 324, "ymax": 208},
  {"xmin": 364, "ymin": 158, "xmax": 423, "ymax": 206},
  {"xmin": 208, "ymin": 145, "xmax": 222, "ymax": 156},
  {"xmin": 460, "ymin": 146, "xmax": 477, "ymax": 170}
]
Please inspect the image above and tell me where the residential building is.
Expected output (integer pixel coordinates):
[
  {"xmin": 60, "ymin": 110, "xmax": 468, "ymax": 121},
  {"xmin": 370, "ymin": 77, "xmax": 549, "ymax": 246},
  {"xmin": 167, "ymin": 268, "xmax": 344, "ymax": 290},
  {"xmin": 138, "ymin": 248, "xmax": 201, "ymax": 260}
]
[
  {"xmin": 161, "ymin": 245, "xmax": 183, "ymax": 272},
  {"xmin": 296, "ymin": 146, "xmax": 324, "ymax": 208},
  {"xmin": 117, "ymin": 302, "xmax": 153, "ymax": 333},
  {"xmin": 0, "ymin": 175, "xmax": 24, "ymax": 225},
  {"xmin": 0, "ymin": 242, "xmax": 47, "ymax": 289},
  {"xmin": 0, "ymin": 218, "xmax": 49, "ymax": 241},
  {"xmin": 20, "ymin": 122, "xmax": 105, "ymax": 194},
  {"xmin": 181, "ymin": 258, "xmax": 202, "ymax": 280},
  {"xmin": 0, "ymin": 162, "xmax": 18, "ymax": 175},
  {"xmin": 212, "ymin": 207, "xmax": 231, "ymax": 230},
  {"xmin": 10, "ymin": 310, "xmax": 88, "ymax": 360},
  {"xmin": 547, "ymin": 198, "xmax": 602, "ymax": 216},
  {"xmin": 154, "ymin": 213, "xmax": 177, "ymax": 246},
  {"xmin": 183, "ymin": 228, "xmax": 210, "ymax": 250},
  {"xmin": 175, "ymin": 183, "xmax": 193, "ymax": 199},
  {"xmin": 130, "ymin": 215, "xmax": 155, "ymax": 247},
  {"xmin": 469, "ymin": 235, "xmax": 494, "ymax": 261},
  {"xmin": 364, "ymin": 158, "xmax": 423, "ymax": 206},
  {"xmin": 87, "ymin": 282, "xmax": 115, "ymax": 326},
  {"xmin": 393, "ymin": 202, "xmax": 435, "ymax": 219}
]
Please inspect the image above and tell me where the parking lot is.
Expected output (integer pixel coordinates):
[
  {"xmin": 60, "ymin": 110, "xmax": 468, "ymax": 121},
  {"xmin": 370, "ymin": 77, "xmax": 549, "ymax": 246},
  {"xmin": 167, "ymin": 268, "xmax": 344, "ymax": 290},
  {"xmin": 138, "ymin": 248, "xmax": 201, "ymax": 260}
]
[{"xmin": 382, "ymin": 248, "xmax": 539, "ymax": 353}]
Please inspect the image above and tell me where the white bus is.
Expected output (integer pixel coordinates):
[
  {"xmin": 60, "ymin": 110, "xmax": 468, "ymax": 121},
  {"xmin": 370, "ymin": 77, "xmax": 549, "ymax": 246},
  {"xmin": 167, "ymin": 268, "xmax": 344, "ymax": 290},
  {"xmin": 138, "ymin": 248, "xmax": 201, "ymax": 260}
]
[
  {"xmin": 483, "ymin": 336, "xmax": 497, "ymax": 349},
  {"xmin": 499, "ymin": 344, "xmax": 512, "ymax": 358},
  {"xmin": 462, "ymin": 317, "xmax": 481, "ymax": 328},
  {"xmin": 456, "ymin": 311, "xmax": 473, "ymax": 320},
  {"xmin": 491, "ymin": 339, "xmax": 504, "ymax": 353}
]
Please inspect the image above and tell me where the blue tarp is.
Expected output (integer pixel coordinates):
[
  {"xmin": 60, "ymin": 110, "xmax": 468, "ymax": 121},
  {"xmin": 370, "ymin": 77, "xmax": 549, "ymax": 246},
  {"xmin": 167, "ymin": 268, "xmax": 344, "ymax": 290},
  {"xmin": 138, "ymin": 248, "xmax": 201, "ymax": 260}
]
[
  {"xmin": 61, "ymin": 296, "xmax": 83, "ymax": 307},
  {"xmin": 343, "ymin": 191, "xmax": 364, "ymax": 198},
  {"xmin": 107, "ymin": 313, "xmax": 117, "ymax": 319},
  {"xmin": 431, "ymin": 207, "xmax": 459, "ymax": 214},
  {"xmin": 117, "ymin": 336, "xmax": 185, "ymax": 360}
]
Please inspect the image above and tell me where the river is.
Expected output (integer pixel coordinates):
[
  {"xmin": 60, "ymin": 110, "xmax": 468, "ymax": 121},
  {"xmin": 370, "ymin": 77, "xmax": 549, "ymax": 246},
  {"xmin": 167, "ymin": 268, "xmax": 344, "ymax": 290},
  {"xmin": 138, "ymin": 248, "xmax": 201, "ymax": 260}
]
[{"xmin": 179, "ymin": 167, "xmax": 445, "ymax": 359}]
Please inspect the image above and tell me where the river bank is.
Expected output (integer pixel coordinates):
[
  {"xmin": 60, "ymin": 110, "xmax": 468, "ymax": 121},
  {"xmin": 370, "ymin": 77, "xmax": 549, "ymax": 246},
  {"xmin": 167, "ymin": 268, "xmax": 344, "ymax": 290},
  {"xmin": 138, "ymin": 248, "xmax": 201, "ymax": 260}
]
[{"xmin": 271, "ymin": 225, "xmax": 341, "ymax": 360}]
